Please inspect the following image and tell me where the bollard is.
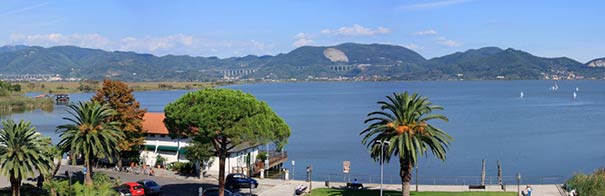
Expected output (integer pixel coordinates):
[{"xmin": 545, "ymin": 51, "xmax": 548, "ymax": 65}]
[{"xmin": 285, "ymin": 170, "xmax": 289, "ymax": 180}]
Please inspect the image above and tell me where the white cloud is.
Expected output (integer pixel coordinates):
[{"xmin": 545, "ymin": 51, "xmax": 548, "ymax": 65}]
[
  {"xmin": 437, "ymin": 39, "xmax": 461, "ymax": 47},
  {"xmin": 321, "ymin": 24, "xmax": 391, "ymax": 36},
  {"xmin": 403, "ymin": 43, "xmax": 422, "ymax": 50},
  {"xmin": 9, "ymin": 33, "xmax": 112, "ymax": 49},
  {"xmin": 8, "ymin": 33, "xmax": 274, "ymax": 57},
  {"xmin": 292, "ymin": 33, "xmax": 314, "ymax": 47},
  {"xmin": 400, "ymin": 0, "xmax": 473, "ymax": 10},
  {"xmin": 413, "ymin": 30, "xmax": 438, "ymax": 36},
  {"xmin": 118, "ymin": 34, "xmax": 195, "ymax": 52}
]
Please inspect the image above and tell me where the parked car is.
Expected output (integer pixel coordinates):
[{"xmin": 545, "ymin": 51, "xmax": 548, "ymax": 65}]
[
  {"xmin": 137, "ymin": 179, "xmax": 163, "ymax": 195},
  {"xmin": 225, "ymin": 173, "xmax": 258, "ymax": 189},
  {"xmin": 122, "ymin": 182, "xmax": 145, "ymax": 196},
  {"xmin": 112, "ymin": 186, "xmax": 132, "ymax": 196},
  {"xmin": 201, "ymin": 187, "xmax": 243, "ymax": 196}
]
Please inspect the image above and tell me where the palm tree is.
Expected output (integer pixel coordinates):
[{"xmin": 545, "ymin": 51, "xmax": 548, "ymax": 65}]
[
  {"xmin": 56, "ymin": 101, "xmax": 124, "ymax": 185},
  {"xmin": 361, "ymin": 92, "xmax": 453, "ymax": 196},
  {"xmin": 0, "ymin": 120, "xmax": 53, "ymax": 196}
]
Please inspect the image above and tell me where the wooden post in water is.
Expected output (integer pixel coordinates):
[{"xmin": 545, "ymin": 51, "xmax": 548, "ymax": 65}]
[
  {"xmin": 481, "ymin": 159, "xmax": 486, "ymax": 186},
  {"xmin": 497, "ymin": 160, "xmax": 503, "ymax": 186}
]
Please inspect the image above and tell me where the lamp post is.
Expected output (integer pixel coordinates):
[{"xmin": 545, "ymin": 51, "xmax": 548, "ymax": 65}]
[
  {"xmin": 376, "ymin": 140, "xmax": 390, "ymax": 196},
  {"xmin": 291, "ymin": 160, "xmax": 295, "ymax": 180},
  {"xmin": 516, "ymin": 172, "xmax": 521, "ymax": 195},
  {"xmin": 306, "ymin": 165, "xmax": 312, "ymax": 193}
]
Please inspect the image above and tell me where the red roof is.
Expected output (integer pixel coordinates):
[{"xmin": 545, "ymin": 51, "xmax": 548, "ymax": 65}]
[{"xmin": 142, "ymin": 113, "xmax": 169, "ymax": 135}]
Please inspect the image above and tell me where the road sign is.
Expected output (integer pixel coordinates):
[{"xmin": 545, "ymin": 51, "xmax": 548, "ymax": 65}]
[{"xmin": 343, "ymin": 161, "xmax": 350, "ymax": 173}]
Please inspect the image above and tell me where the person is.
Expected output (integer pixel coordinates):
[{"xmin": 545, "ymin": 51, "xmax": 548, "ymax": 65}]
[
  {"xmin": 82, "ymin": 166, "xmax": 87, "ymax": 175},
  {"xmin": 149, "ymin": 168, "xmax": 155, "ymax": 176},
  {"xmin": 353, "ymin": 178, "xmax": 358, "ymax": 184},
  {"xmin": 569, "ymin": 188, "xmax": 577, "ymax": 196},
  {"xmin": 36, "ymin": 175, "xmax": 43, "ymax": 189},
  {"xmin": 525, "ymin": 185, "xmax": 533, "ymax": 196}
]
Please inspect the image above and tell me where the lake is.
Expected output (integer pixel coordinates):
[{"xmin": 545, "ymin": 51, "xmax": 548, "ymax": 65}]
[{"xmin": 4, "ymin": 80, "xmax": 605, "ymax": 184}]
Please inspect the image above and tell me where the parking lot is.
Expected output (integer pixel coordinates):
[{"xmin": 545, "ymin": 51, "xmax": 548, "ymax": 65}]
[{"xmin": 57, "ymin": 164, "xmax": 276, "ymax": 196}]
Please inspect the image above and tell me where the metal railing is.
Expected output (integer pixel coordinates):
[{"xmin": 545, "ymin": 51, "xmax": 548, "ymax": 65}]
[{"xmin": 288, "ymin": 172, "xmax": 563, "ymax": 185}]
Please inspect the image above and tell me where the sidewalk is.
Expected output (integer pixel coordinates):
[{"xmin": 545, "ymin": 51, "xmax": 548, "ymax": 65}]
[{"xmin": 256, "ymin": 179, "xmax": 563, "ymax": 196}]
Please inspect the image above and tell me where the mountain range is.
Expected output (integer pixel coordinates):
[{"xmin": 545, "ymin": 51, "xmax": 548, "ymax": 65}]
[{"xmin": 0, "ymin": 43, "xmax": 603, "ymax": 81}]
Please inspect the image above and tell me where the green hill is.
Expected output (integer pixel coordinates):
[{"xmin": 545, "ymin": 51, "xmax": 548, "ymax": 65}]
[{"xmin": 0, "ymin": 43, "xmax": 603, "ymax": 81}]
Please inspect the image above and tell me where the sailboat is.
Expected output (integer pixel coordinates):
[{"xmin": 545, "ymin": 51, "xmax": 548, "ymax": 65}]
[
  {"xmin": 520, "ymin": 91, "xmax": 524, "ymax": 98},
  {"xmin": 551, "ymin": 84, "xmax": 559, "ymax": 91},
  {"xmin": 573, "ymin": 92, "xmax": 577, "ymax": 100}
]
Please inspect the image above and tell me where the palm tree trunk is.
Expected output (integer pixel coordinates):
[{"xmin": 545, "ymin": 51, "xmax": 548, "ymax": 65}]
[
  {"xmin": 117, "ymin": 153, "xmax": 123, "ymax": 170},
  {"xmin": 52, "ymin": 156, "xmax": 62, "ymax": 178},
  {"xmin": 10, "ymin": 175, "xmax": 21, "ymax": 196},
  {"xmin": 400, "ymin": 159, "xmax": 413, "ymax": 196},
  {"xmin": 85, "ymin": 154, "xmax": 93, "ymax": 185}
]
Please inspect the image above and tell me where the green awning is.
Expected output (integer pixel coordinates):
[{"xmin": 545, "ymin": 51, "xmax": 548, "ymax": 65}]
[
  {"xmin": 144, "ymin": 145, "xmax": 156, "ymax": 151},
  {"xmin": 143, "ymin": 145, "xmax": 187, "ymax": 154},
  {"xmin": 157, "ymin": 146, "xmax": 178, "ymax": 151}
]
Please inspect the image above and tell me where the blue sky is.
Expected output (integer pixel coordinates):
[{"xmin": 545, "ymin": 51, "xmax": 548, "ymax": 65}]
[{"xmin": 1, "ymin": 0, "xmax": 603, "ymax": 62}]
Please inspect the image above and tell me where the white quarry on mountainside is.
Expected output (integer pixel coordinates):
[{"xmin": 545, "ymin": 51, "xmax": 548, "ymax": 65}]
[
  {"xmin": 587, "ymin": 59, "xmax": 605, "ymax": 67},
  {"xmin": 323, "ymin": 48, "xmax": 349, "ymax": 62}
]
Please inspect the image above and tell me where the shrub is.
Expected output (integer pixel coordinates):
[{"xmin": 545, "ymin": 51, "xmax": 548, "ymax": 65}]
[
  {"xmin": 93, "ymin": 172, "xmax": 120, "ymax": 187},
  {"xmin": 256, "ymin": 152, "xmax": 268, "ymax": 162},
  {"xmin": 155, "ymin": 155, "xmax": 166, "ymax": 167},
  {"xmin": 567, "ymin": 167, "xmax": 605, "ymax": 195},
  {"xmin": 171, "ymin": 162, "xmax": 195, "ymax": 174}
]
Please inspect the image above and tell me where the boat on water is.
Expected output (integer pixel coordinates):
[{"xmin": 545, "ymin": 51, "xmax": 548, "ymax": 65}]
[
  {"xmin": 551, "ymin": 84, "xmax": 559, "ymax": 91},
  {"xmin": 573, "ymin": 92, "xmax": 577, "ymax": 100},
  {"xmin": 55, "ymin": 94, "xmax": 70, "ymax": 105},
  {"xmin": 520, "ymin": 91, "xmax": 524, "ymax": 98}
]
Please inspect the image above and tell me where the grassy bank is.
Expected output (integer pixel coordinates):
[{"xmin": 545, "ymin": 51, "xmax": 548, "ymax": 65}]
[
  {"xmin": 17, "ymin": 81, "xmax": 223, "ymax": 94},
  {"xmin": 0, "ymin": 96, "xmax": 54, "ymax": 115},
  {"xmin": 307, "ymin": 188, "xmax": 516, "ymax": 196}
]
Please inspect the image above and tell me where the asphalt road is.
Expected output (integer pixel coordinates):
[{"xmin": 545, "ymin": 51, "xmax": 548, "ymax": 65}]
[{"xmin": 58, "ymin": 165, "xmax": 269, "ymax": 196}]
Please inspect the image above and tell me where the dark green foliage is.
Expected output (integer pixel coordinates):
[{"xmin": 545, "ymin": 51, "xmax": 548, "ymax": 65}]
[
  {"xmin": 256, "ymin": 152, "xmax": 268, "ymax": 161},
  {"xmin": 183, "ymin": 139, "xmax": 214, "ymax": 164},
  {"xmin": 56, "ymin": 101, "xmax": 125, "ymax": 185},
  {"xmin": 566, "ymin": 168, "xmax": 605, "ymax": 196},
  {"xmin": 164, "ymin": 88, "xmax": 290, "ymax": 195},
  {"xmin": 361, "ymin": 92, "xmax": 452, "ymax": 196},
  {"xmin": 171, "ymin": 162, "xmax": 195, "ymax": 174},
  {"xmin": 0, "ymin": 120, "xmax": 54, "ymax": 196}
]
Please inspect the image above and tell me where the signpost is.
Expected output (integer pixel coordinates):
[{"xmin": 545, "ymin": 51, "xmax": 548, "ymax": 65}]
[{"xmin": 343, "ymin": 161, "xmax": 350, "ymax": 182}]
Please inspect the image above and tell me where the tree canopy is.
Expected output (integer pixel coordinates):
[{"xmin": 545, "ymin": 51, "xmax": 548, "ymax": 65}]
[
  {"xmin": 164, "ymin": 88, "xmax": 290, "ymax": 196},
  {"xmin": 0, "ymin": 120, "xmax": 53, "ymax": 196},
  {"xmin": 91, "ymin": 79, "xmax": 146, "ymax": 164},
  {"xmin": 361, "ymin": 92, "xmax": 452, "ymax": 196},
  {"xmin": 56, "ymin": 101, "xmax": 124, "ymax": 185},
  {"xmin": 164, "ymin": 88, "xmax": 290, "ymax": 151}
]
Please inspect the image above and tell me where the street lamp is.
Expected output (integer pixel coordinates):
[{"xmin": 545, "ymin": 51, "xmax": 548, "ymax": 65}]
[
  {"xmin": 376, "ymin": 140, "xmax": 390, "ymax": 196},
  {"xmin": 516, "ymin": 172, "xmax": 522, "ymax": 195},
  {"xmin": 306, "ymin": 165, "xmax": 312, "ymax": 193}
]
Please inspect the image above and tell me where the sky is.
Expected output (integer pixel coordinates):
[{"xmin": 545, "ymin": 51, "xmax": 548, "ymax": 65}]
[{"xmin": 0, "ymin": 0, "xmax": 603, "ymax": 62}]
